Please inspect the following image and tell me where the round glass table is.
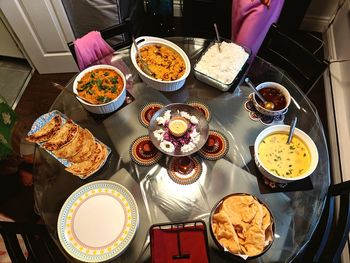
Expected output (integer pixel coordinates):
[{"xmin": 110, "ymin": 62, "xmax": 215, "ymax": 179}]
[{"xmin": 33, "ymin": 37, "xmax": 330, "ymax": 262}]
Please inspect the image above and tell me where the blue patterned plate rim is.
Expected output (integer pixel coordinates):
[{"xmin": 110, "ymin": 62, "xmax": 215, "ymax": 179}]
[{"xmin": 27, "ymin": 110, "xmax": 111, "ymax": 179}]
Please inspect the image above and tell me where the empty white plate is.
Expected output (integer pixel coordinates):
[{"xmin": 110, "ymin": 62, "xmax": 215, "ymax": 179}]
[{"xmin": 57, "ymin": 180, "xmax": 139, "ymax": 262}]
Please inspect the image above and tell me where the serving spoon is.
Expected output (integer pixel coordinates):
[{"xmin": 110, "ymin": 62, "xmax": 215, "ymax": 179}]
[
  {"xmin": 244, "ymin": 77, "xmax": 275, "ymax": 110},
  {"xmin": 52, "ymin": 82, "xmax": 95, "ymax": 104},
  {"xmin": 287, "ymin": 116, "xmax": 298, "ymax": 144},
  {"xmin": 132, "ymin": 36, "xmax": 154, "ymax": 78},
  {"xmin": 213, "ymin": 23, "xmax": 221, "ymax": 52}
]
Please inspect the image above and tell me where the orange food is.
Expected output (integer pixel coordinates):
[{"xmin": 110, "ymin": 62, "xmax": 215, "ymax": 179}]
[
  {"xmin": 77, "ymin": 69, "xmax": 123, "ymax": 104},
  {"xmin": 137, "ymin": 44, "xmax": 185, "ymax": 81},
  {"xmin": 212, "ymin": 195, "xmax": 273, "ymax": 257}
]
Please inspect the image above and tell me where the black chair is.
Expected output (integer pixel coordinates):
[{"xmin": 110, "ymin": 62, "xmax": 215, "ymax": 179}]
[
  {"xmin": 0, "ymin": 221, "xmax": 67, "ymax": 262},
  {"xmin": 257, "ymin": 23, "xmax": 329, "ymax": 96},
  {"xmin": 294, "ymin": 180, "xmax": 350, "ymax": 263},
  {"xmin": 67, "ymin": 18, "xmax": 132, "ymax": 66}
]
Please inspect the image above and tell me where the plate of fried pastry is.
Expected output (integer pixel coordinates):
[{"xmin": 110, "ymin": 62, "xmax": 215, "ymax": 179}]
[
  {"xmin": 210, "ymin": 193, "xmax": 274, "ymax": 259},
  {"xmin": 26, "ymin": 110, "xmax": 110, "ymax": 179}
]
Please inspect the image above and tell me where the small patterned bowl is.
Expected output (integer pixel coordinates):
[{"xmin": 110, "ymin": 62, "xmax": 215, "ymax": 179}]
[{"xmin": 252, "ymin": 82, "xmax": 291, "ymax": 117}]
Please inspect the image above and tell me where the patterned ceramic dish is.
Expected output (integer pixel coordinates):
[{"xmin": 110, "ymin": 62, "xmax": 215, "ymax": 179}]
[
  {"xmin": 252, "ymin": 82, "xmax": 291, "ymax": 117},
  {"xmin": 148, "ymin": 103, "xmax": 209, "ymax": 157},
  {"xmin": 27, "ymin": 110, "xmax": 111, "ymax": 179},
  {"xmin": 254, "ymin": 125, "xmax": 319, "ymax": 183},
  {"xmin": 73, "ymin": 65, "xmax": 126, "ymax": 114},
  {"xmin": 57, "ymin": 180, "xmax": 139, "ymax": 262},
  {"xmin": 130, "ymin": 36, "xmax": 191, "ymax": 92}
]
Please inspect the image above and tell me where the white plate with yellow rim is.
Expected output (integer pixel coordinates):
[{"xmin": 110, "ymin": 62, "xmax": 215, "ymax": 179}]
[{"xmin": 57, "ymin": 180, "xmax": 139, "ymax": 262}]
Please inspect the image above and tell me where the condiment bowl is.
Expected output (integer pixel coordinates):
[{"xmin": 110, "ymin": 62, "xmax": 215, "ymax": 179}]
[
  {"xmin": 73, "ymin": 65, "xmax": 126, "ymax": 114},
  {"xmin": 130, "ymin": 36, "xmax": 191, "ymax": 92},
  {"xmin": 254, "ymin": 125, "xmax": 319, "ymax": 184},
  {"xmin": 252, "ymin": 82, "xmax": 291, "ymax": 116},
  {"xmin": 210, "ymin": 193, "xmax": 275, "ymax": 259}
]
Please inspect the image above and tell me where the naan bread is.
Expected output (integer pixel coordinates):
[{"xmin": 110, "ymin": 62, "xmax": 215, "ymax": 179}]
[
  {"xmin": 42, "ymin": 120, "xmax": 78, "ymax": 151},
  {"xmin": 52, "ymin": 127, "xmax": 84, "ymax": 159},
  {"xmin": 65, "ymin": 142, "xmax": 107, "ymax": 177},
  {"xmin": 26, "ymin": 115, "xmax": 62, "ymax": 143},
  {"xmin": 68, "ymin": 129, "xmax": 95, "ymax": 163}
]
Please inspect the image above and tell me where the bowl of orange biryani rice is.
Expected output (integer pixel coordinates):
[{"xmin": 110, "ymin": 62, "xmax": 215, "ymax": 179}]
[
  {"xmin": 210, "ymin": 193, "xmax": 275, "ymax": 259},
  {"xmin": 130, "ymin": 36, "xmax": 191, "ymax": 92}
]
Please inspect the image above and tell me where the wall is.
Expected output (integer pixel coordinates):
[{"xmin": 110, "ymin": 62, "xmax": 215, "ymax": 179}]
[
  {"xmin": 324, "ymin": 1, "xmax": 350, "ymax": 262},
  {"xmin": 0, "ymin": 13, "xmax": 24, "ymax": 58},
  {"xmin": 302, "ymin": 0, "xmax": 339, "ymax": 32}
]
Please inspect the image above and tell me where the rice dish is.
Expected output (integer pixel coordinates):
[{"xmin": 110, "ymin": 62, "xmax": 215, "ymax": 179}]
[{"xmin": 195, "ymin": 41, "xmax": 249, "ymax": 84}]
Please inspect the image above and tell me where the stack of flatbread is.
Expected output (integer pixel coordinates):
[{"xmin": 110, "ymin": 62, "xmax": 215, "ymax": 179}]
[
  {"xmin": 211, "ymin": 195, "xmax": 273, "ymax": 257},
  {"xmin": 26, "ymin": 115, "xmax": 108, "ymax": 178}
]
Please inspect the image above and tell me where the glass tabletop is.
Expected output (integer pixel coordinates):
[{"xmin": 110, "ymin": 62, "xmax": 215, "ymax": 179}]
[{"xmin": 33, "ymin": 37, "xmax": 330, "ymax": 262}]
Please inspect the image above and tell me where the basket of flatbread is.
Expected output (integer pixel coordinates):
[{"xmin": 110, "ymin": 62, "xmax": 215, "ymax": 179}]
[
  {"xmin": 210, "ymin": 193, "xmax": 274, "ymax": 259},
  {"xmin": 26, "ymin": 110, "xmax": 110, "ymax": 179}
]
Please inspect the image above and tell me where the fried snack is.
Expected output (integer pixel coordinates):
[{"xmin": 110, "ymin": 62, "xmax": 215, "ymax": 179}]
[
  {"xmin": 52, "ymin": 127, "xmax": 84, "ymax": 159},
  {"xmin": 212, "ymin": 195, "xmax": 273, "ymax": 257},
  {"xmin": 241, "ymin": 225, "xmax": 265, "ymax": 257},
  {"xmin": 26, "ymin": 115, "xmax": 62, "ymax": 143},
  {"xmin": 68, "ymin": 129, "xmax": 95, "ymax": 163},
  {"xmin": 42, "ymin": 120, "xmax": 78, "ymax": 151},
  {"xmin": 65, "ymin": 142, "xmax": 106, "ymax": 177},
  {"xmin": 212, "ymin": 210, "xmax": 241, "ymax": 254},
  {"xmin": 137, "ymin": 44, "xmax": 186, "ymax": 81}
]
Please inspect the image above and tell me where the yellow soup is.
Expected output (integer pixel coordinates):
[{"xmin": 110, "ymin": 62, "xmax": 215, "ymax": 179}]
[{"xmin": 258, "ymin": 132, "xmax": 311, "ymax": 178}]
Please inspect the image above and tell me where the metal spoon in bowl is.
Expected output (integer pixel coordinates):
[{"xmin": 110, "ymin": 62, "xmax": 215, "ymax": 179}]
[
  {"xmin": 287, "ymin": 116, "xmax": 298, "ymax": 144},
  {"xmin": 132, "ymin": 36, "xmax": 154, "ymax": 78},
  {"xmin": 52, "ymin": 82, "xmax": 95, "ymax": 104},
  {"xmin": 244, "ymin": 77, "xmax": 275, "ymax": 110}
]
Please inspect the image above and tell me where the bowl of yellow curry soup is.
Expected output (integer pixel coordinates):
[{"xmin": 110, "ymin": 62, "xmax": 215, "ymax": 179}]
[
  {"xmin": 210, "ymin": 193, "xmax": 275, "ymax": 259},
  {"xmin": 130, "ymin": 36, "xmax": 191, "ymax": 92},
  {"xmin": 254, "ymin": 125, "xmax": 319, "ymax": 184},
  {"xmin": 252, "ymin": 82, "xmax": 291, "ymax": 117},
  {"xmin": 73, "ymin": 65, "xmax": 126, "ymax": 114}
]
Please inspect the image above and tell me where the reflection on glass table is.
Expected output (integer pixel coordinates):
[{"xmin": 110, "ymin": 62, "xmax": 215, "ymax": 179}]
[{"xmin": 33, "ymin": 37, "xmax": 330, "ymax": 262}]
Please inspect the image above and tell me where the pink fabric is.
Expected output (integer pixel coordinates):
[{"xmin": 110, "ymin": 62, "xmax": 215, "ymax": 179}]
[
  {"xmin": 231, "ymin": 0, "xmax": 284, "ymax": 59},
  {"xmin": 74, "ymin": 31, "xmax": 114, "ymax": 70}
]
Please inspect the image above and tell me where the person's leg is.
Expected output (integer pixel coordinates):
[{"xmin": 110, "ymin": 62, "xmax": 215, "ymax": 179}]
[{"xmin": 231, "ymin": 0, "xmax": 284, "ymax": 58}]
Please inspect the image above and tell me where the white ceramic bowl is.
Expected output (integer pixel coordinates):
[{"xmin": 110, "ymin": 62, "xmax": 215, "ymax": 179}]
[
  {"xmin": 73, "ymin": 65, "xmax": 126, "ymax": 114},
  {"xmin": 252, "ymin": 82, "xmax": 291, "ymax": 116},
  {"xmin": 130, "ymin": 36, "xmax": 191, "ymax": 92},
  {"xmin": 254, "ymin": 125, "xmax": 319, "ymax": 183}
]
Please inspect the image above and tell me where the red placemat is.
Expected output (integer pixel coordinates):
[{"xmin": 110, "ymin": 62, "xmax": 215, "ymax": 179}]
[{"xmin": 150, "ymin": 221, "xmax": 210, "ymax": 263}]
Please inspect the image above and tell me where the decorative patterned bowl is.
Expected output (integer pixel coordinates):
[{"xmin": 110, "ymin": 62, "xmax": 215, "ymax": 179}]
[
  {"xmin": 73, "ymin": 64, "xmax": 126, "ymax": 114},
  {"xmin": 252, "ymin": 82, "xmax": 291, "ymax": 117},
  {"xmin": 130, "ymin": 36, "xmax": 191, "ymax": 92}
]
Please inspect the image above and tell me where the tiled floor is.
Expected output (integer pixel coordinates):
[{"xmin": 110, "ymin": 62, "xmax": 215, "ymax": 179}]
[{"xmin": 0, "ymin": 56, "xmax": 33, "ymax": 107}]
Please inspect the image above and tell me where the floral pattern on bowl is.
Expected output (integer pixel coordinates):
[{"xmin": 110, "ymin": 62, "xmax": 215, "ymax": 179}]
[{"xmin": 244, "ymin": 93, "xmax": 286, "ymax": 125}]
